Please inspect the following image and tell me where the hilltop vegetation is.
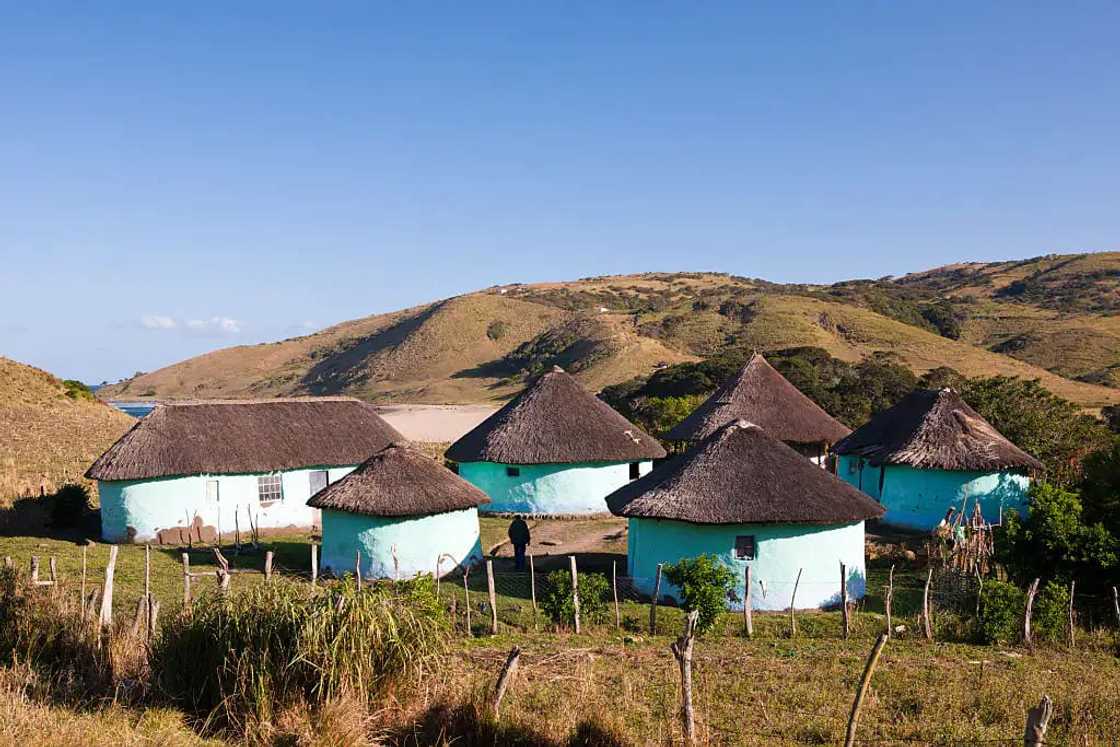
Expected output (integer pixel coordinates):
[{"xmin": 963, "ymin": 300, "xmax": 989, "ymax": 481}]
[
  {"xmin": 98, "ymin": 253, "xmax": 1120, "ymax": 407},
  {"xmin": 0, "ymin": 357, "xmax": 133, "ymax": 503}
]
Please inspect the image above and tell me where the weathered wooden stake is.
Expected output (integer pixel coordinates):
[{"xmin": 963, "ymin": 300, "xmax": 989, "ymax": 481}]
[
  {"xmin": 743, "ymin": 565, "xmax": 753, "ymax": 638},
  {"xmin": 649, "ymin": 563, "xmax": 663, "ymax": 634},
  {"xmin": 3, "ymin": 556, "xmax": 11, "ymax": 568},
  {"xmin": 213, "ymin": 547, "xmax": 231, "ymax": 594},
  {"xmin": 612, "ymin": 561, "xmax": 621, "ymax": 630},
  {"xmin": 182, "ymin": 552, "xmax": 192, "ymax": 608},
  {"xmin": 492, "ymin": 646, "xmax": 522, "ymax": 718},
  {"xmin": 30, "ymin": 556, "xmax": 40, "ymax": 584},
  {"xmin": 80, "ymin": 546, "xmax": 88, "ymax": 603},
  {"xmin": 670, "ymin": 609, "xmax": 700, "ymax": 744},
  {"xmin": 885, "ymin": 565, "xmax": 895, "ymax": 638},
  {"xmin": 355, "ymin": 549, "xmax": 362, "ymax": 590},
  {"xmin": 486, "ymin": 559, "xmax": 498, "ymax": 635},
  {"xmin": 844, "ymin": 633, "xmax": 888, "ymax": 747},
  {"xmin": 49, "ymin": 556, "xmax": 58, "ymax": 586},
  {"xmin": 529, "ymin": 553, "xmax": 538, "ymax": 628},
  {"xmin": 1113, "ymin": 586, "xmax": 1120, "ymax": 629},
  {"xmin": 1024, "ymin": 577, "xmax": 1040, "ymax": 648},
  {"xmin": 569, "ymin": 555, "xmax": 581, "ymax": 634},
  {"xmin": 264, "ymin": 550, "xmax": 274, "ymax": 582},
  {"xmin": 463, "ymin": 567, "xmax": 472, "ymax": 634},
  {"xmin": 234, "ymin": 508, "xmax": 241, "ymax": 552},
  {"xmin": 1023, "ymin": 695, "xmax": 1053, "ymax": 747},
  {"xmin": 922, "ymin": 567, "xmax": 934, "ymax": 641},
  {"xmin": 1067, "ymin": 580, "xmax": 1076, "ymax": 648},
  {"xmin": 310, "ymin": 543, "xmax": 318, "ymax": 584},
  {"xmin": 144, "ymin": 544, "xmax": 151, "ymax": 599},
  {"xmin": 840, "ymin": 561, "xmax": 850, "ymax": 639},
  {"xmin": 99, "ymin": 546, "xmax": 118, "ymax": 631},
  {"xmin": 789, "ymin": 568, "xmax": 803, "ymax": 637}
]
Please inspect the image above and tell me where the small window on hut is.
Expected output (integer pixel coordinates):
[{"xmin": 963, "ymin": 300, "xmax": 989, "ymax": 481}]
[
  {"xmin": 309, "ymin": 470, "xmax": 329, "ymax": 498},
  {"xmin": 205, "ymin": 479, "xmax": 219, "ymax": 503},
  {"xmin": 734, "ymin": 535, "xmax": 756, "ymax": 560},
  {"xmin": 629, "ymin": 462, "xmax": 641, "ymax": 480},
  {"xmin": 506, "ymin": 466, "xmax": 521, "ymax": 477},
  {"xmin": 257, "ymin": 474, "xmax": 283, "ymax": 505}
]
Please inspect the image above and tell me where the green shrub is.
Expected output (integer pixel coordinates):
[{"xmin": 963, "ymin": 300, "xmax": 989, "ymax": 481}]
[
  {"xmin": 1032, "ymin": 581, "xmax": 1070, "ymax": 643},
  {"xmin": 486, "ymin": 320, "xmax": 511, "ymax": 341},
  {"xmin": 49, "ymin": 483, "xmax": 90, "ymax": 528},
  {"xmin": 61, "ymin": 379, "xmax": 95, "ymax": 400},
  {"xmin": 540, "ymin": 570, "xmax": 609, "ymax": 628},
  {"xmin": 979, "ymin": 580, "xmax": 1025, "ymax": 644},
  {"xmin": 662, "ymin": 555, "xmax": 736, "ymax": 635},
  {"xmin": 151, "ymin": 577, "xmax": 447, "ymax": 727}
]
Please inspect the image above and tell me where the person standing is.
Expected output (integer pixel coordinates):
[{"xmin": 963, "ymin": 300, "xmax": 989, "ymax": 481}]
[{"xmin": 508, "ymin": 515, "xmax": 531, "ymax": 570}]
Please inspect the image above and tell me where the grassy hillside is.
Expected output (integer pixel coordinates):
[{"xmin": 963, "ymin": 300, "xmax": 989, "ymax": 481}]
[
  {"xmin": 0, "ymin": 357, "xmax": 134, "ymax": 503},
  {"xmin": 99, "ymin": 253, "xmax": 1120, "ymax": 408}
]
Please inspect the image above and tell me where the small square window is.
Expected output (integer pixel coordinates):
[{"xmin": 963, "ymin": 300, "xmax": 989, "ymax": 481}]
[
  {"xmin": 506, "ymin": 466, "xmax": 521, "ymax": 477},
  {"xmin": 734, "ymin": 535, "xmax": 756, "ymax": 560},
  {"xmin": 309, "ymin": 470, "xmax": 329, "ymax": 497},
  {"xmin": 257, "ymin": 474, "xmax": 283, "ymax": 504},
  {"xmin": 205, "ymin": 479, "xmax": 220, "ymax": 503},
  {"xmin": 629, "ymin": 462, "xmax": 641, "ymax": 480}
]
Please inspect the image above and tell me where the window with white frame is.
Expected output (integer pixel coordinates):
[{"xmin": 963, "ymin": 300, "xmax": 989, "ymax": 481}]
[
  {"xmin": 205, "ymin": 479, "xmax": 220, "ymax": 503},
  {"xmin": 734, "ymin": 535, "xmax": 756, "ymax": 560},
  {"xmin": 257, "ymin": 474, "xmax": 283, "ymax": 504}
]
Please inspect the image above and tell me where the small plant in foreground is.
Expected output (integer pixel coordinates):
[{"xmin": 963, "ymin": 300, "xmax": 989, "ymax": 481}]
[
  {"xmin": 979, "ymin": 579, "xmax": 1025, "ymax": 644},
  {"xmin": 540, "ymin": 570, "xmax": 609, "ymax": 627},
  {"xmin": 663, "ymin": 555, "xmax": 736, "ymax": 634}
]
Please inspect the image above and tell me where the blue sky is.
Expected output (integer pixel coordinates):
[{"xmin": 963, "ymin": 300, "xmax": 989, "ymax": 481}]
[{"xmin": 2, "ymin": 3, "xmax": 1117, "ymax": 383}]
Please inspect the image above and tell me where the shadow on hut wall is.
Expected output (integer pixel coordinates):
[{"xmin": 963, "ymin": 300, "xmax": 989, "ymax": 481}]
[{"xmin": 386, "ymin": 700, "xmax": 632, "ymax": 747}]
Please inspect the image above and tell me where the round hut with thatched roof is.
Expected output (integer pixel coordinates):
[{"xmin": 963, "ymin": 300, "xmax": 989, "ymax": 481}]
[
  {"xmin": 308, "ymin": 442, "xmax": 489, "ymax": 579},
  {"xmin": 445, "ymin": 367, "xmax": 666, "ymax": 515},
  {"xmin": 665, "ymin": 353, "xmax": 850, "ymax": 464},
  {"xmin": 832, "ymin": 388, "xmax": 1042, "ymax": 531},
  {"xmin": 607, "ymin": 420, "xmax": 884, "ymax": 611}
]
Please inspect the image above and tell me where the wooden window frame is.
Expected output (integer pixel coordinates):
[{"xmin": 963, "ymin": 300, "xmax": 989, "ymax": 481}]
[
  {"xmin": 257, "ymin": 474, "xmax": 283, "ymax": 505},
  {"xmin": 734, "ymin": 535, "xmax": 757, "ymax": 560}
]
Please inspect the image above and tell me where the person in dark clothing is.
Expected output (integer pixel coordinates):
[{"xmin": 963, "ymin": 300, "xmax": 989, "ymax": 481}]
[{"xmin": 508, "ymin": 516, "xmax": 531, "ymax": 570}]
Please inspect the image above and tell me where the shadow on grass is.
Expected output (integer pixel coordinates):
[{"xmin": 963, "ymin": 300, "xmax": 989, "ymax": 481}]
[
  {"xmin": 0, "ymin": 497, "xmax": 99, "ymax": 543},
  {"xmin": 387, "ymin": 701, "xmax": 632, "ymax": 747}
]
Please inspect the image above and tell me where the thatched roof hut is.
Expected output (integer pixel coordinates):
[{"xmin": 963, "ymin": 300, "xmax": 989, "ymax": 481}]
[
  {"xmin": 445, "ymin": 367, "xmax": 665, "ymax": 464},
  {"xmin": 607, "ymin": 420, "xmax": 884, "ymax": 525},
  {"xmin": 832, "ymin": 388, "xmax": 1042, "ymax": 472},
  {"xmin": 664, "ymin": 353, "xmax": 850, "ymax": 445},
  {"xmin": 308, "ymin": 443, "xmax": 490, "ymax": 518},
  {"xmin": 87, "ymin": 398, "xmax": 404, "ymax": 481}
]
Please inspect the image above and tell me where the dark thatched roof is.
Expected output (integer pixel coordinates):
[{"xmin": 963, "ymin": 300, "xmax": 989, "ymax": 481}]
[
  {"xmin": 606, "ymin": 420, "xmax": 884, "ymax": 525},
  {"xmin": 87, "ymin": 398, "xmax": 404, "ymax": 481},
  {"xmin": 307, "ymin": 443, "xmax": 489, "ymax": 518},
  {"xmin": 445, "ymin": 367, "xmax": 666, "ymax": 464},
  {"xmin": 664, "ymin": 353, "xmax": 851, "ymax": 445},
  {"xmin": 832, "ymin": 388, "xmax": 1043, "ymax": 472}
]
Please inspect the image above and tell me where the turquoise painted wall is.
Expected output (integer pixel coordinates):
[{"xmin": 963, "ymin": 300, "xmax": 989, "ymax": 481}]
[
  {"xmin": 99, "ymin": 465, "xmax": 355, "ymax": 543},
  {"xmin": 457, "ymin": 460, "xmax": 654, "ymax": 515},
  {"xmin": 627, "ymin": 518, "xmax": 867, "ymax": 611},
  {"xmin": 836, "ymin": 456, "xmax": 1030, "ymax": 531},
  {"xmin": 319, "ymin": 507, "xmax": 483, "ymax": 579}
]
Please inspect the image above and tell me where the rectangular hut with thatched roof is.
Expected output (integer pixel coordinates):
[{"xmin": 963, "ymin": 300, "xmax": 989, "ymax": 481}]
[
  {"xmin": 308, "ymin": 443, "xmax": 489, "ymax": 579},
  {"xmin": 832, "ymin": 388, "xmax": 1042, "ymax": 531},
  {"xmin": 446, "ymin": 367, "xmax": 666, "ymax": 515},
  {"xmin": 607, "ymin": 420, "xmax": 885, "ymax": 611},
  {"xmin": 86, "ymin": 398, "xmax": 404, "ymax": 543}
]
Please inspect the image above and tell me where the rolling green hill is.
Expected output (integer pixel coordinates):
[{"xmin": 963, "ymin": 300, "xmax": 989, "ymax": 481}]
[{"xmin": 98, "ymin": 253, "xmax": 1120, "ymax": 408}]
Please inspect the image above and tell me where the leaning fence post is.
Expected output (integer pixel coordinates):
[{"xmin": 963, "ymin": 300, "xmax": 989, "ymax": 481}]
[
  {"xmin": 310, "ymin": 543, "xmax": 318, "ymax": 584},
  {"xmin": 529, "ymin": 553, "xmax": 538, "ymax": 628},
  {"xmin": 789, "ymin": 568, "xmax": 803, "ymax": 637},
  {"xmin": 649, "ymin": 563, "xmax": 663, "ymax": 635},
  {"xmin": 99, "ymin": 546, "xmax": 119, "ymax": 632},
  {"xmin": 670, "ymin": 609, "xmax": 700, "ymax": 744},
  {"xmin": 840, "ymin": 561, "xmax": 850, "ymax": 640},
  {"xmin": 486, "ymin": 559, "xmax": 498, "ymax": 635},
  {"xmin": 1023, "ymin": 695, "xmax": 1053, "ymax": 747},
  {"xmin": 569, "ymin": 555, "xmax": 581, "ymax": 634},
  {"xmin": 844, "ymin": 633, "xmax": 888, "ymax": 747},
  {"xmin": 612, "ymin": 561, "xmax": 621, "ymax": 630},
  {"xmin": 885, "ymin": 564, "xmax": 895, "ymax": 638},
  {"xmin": 1024, "ymin": 577, "xmax": 1040, "ymax": 648},
  {"xmin": 264, "ymin": 550, "xmax": 274, "ymax": 582},
  {"xmin": 1067, "ymin": 580, "xmax": 1076, "ymax": 649},
  {"xmin": 922, "ymin": 568, "xmax": 934, "ymax": 641},
  {"xmin": 182, "ymin": 552, "xmax": 192, "ymax": 609},
  {"xmin": 492, "ymin": 646, "xmax": 522, "ymax": 718},
  {"xmin": 743, "ymin": 565, "xmax": 753, "ymax": 638}
]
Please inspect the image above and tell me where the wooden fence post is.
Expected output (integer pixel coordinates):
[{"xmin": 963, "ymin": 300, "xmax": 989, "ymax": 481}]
[
  {"xmin": 1113, "ymin": 586, "xmax": 1120, "ymax": 629},
  {"xmin": 569, "ymin": 555, "xmax": 581, "ymax": 634},
  {"xmin": 529, "ymin": 553, "xmax": 538, "ymax": 628},
  {"xmin": 840, "ymin": 561, "xmax": 850, "ymax": 639},
  {"xmin": 670, "ymin": 609, "xmax": 700, "ymax": 744},
  {"xmin": 743, "ymin": 565, "xmax": 753, "ymax": 638},
  {"xmin": 213, "ymin": 547, "xmax": 231, "ymax": 594},
  {"xmin": 1067, "ymin": 580, "xmax": 1076, "ymax": 648},
  {"xmin": 612, "ymin": 561, "xmax": 621, "ymax": 630},
  {"xmin": 1023, "ymin": 695, "xmax": 1053, "ymax": 747},
  {"xmin": 649, "ymin": 563, "xmax": 663, "ymax": 635},
  {"xmin": 1024, "ymin": 577, "xmax": 1040, "ymax": 648},
  {"xmin": 310, "ymin": 543, "xmax": 318, "ymax": 584},
  {"xmin": 492, "ymin": 646, "xmax": 522, "ymax": 718},
  {"xmin": 844, "ymin": 633, "xmax": 888, "ymax": 747},
  {"xmin": 486, "ymin": 559, "xmax": 498, "ymax": 635},
  {"xmin": 99, "ymin": 545, "xmax": 118, "ymax": 631},
  {"xmin": 30, "ymin": 556, "xmax": 39, "ymax": 584},
  {"xmin": 144, "ymin": 544, "xmax": 151, "ymax": 600},
  {"xmin": 789, "ymin": 568, "xmax": 803, "ymax": 637},
  {"xmin": 885, "ymin": 565, "xmax": 895, "ymax": 638},
  {"xmin": 49, "ymin": 557, "xmax": 58, "ymax": 586},
  {"xmin": 182, "ymin": 552, "xmax": 192, "ymax": 608},
  {"xmin": 264, "ymin": 551, "xmax": 274, "ymax": 582},
  {"xmin": 355, "ymin": 550, "xmax": 362, "ymax": 590},
  {"xmin": 80, "ymin": 546, "xmax": 87, "ymax": 603},
  {"xmin": 463, "ymin": 567, "xmax": 472, "ymax": 635},
  {"xmin": 922, "ymin": 568, "xmax": 934, "ymax": 641}
]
